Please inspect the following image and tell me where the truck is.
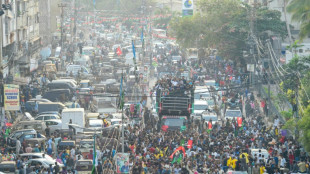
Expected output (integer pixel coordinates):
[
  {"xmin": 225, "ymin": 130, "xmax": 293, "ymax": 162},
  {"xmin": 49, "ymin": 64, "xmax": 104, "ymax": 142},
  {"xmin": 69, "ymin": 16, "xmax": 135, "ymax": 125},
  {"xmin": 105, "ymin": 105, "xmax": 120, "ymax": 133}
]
[
  {"xmin": 156, "ymin": 87, "xmax": 194, "ymax": 131},
  {"xmin": 61, "ymin": 108, "xmax": 85, "ymax": 133}
]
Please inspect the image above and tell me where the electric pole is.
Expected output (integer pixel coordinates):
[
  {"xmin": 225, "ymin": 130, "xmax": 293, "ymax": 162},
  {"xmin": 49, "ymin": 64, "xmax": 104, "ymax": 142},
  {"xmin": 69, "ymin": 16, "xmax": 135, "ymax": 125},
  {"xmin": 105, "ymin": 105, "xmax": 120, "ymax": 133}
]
[{"xmin": 58, "ymin": 3, "xmax": 67, "ymax": 48}]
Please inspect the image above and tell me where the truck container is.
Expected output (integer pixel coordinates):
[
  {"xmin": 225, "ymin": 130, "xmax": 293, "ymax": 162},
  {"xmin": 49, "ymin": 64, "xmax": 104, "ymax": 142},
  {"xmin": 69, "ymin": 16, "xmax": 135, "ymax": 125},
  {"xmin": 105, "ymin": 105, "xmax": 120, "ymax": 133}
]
[{"xmin": 61, "ymin": 108, "xmax": 85, "ymax": 133}]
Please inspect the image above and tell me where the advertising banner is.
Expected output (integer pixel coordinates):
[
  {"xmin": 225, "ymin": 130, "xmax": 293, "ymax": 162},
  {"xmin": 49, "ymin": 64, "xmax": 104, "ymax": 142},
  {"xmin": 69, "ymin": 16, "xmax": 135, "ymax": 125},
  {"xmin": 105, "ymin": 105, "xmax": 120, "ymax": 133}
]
[
  {"xmin": 4, "ymin": 84, "xmax": 20, "ymax": 111},
  {"xmin": 182, "ymin": 0, "xmax": 194, "ymax": 16},
  {"xmin": 115, "ymin": 153, "xmax": 130, "ymax": 173}
]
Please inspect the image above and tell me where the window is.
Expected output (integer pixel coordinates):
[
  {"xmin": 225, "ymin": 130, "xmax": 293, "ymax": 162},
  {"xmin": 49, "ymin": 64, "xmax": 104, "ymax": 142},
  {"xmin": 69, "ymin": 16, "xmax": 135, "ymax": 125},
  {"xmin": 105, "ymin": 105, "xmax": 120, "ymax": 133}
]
[{"xmin": 35, "ymin": 116, "xmax": 43, "ymax": 120}]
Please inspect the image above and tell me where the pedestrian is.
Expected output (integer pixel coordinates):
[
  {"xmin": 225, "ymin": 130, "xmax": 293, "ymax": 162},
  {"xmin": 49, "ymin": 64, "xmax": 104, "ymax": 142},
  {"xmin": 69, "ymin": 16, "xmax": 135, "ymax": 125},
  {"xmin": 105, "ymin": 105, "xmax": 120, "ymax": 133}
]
[
  {"xmin": 16, "ymin": 139, "xmax": 21, "ymax": 155},
  {"xmin": 45, "ymin": 125, "xmax": 50, "ymax": 137}
]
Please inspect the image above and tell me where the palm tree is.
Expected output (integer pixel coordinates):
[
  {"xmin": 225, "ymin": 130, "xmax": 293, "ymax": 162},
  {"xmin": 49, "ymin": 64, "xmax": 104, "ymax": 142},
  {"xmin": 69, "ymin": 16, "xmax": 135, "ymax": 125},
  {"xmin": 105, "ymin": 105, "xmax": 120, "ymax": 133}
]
[{"xmin": 287, "ymin": 0, "xmax": 310, "ymax": 40}]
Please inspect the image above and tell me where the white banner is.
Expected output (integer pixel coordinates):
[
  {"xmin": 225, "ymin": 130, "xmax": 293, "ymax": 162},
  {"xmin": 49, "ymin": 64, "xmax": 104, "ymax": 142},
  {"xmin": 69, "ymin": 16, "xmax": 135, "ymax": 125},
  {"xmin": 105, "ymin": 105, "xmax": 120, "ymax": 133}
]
[
  {"xmin": 30, "ymin": 58, "xmax": 38, "ymax": 72},
  {"xmin": 182, "ymin": 0, "xmax": 194, "ymax": 10}
]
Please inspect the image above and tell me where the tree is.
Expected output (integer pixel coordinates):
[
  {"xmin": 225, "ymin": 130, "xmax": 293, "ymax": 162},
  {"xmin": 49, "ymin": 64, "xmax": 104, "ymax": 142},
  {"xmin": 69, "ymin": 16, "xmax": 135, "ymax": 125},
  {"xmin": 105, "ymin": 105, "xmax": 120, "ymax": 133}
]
[
  {"xmin": 298, "ymin": 105, "xmax": 310, "ymax": 152},
  {"xmin": 169, "ymin": 0, "xmax": 286, "ymax": 63},
  {"xmin": 287, "ymin": 0, "xmax": 310, "ymax": 40}
]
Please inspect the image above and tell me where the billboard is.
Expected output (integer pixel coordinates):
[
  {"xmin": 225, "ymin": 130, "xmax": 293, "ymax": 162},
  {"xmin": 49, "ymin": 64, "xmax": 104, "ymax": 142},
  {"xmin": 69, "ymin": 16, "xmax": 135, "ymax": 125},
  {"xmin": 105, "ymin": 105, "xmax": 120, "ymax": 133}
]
[
  {"xmin": 4, "ymin": 84, "xmax": 20, "ymax": 111},
  {"xmin": 115, "ymin": 153, "xmax": 130, "ymax": 173},
  {"xmin": 182, "ymin": 0, "xmax": 194, "ymax": 16}
]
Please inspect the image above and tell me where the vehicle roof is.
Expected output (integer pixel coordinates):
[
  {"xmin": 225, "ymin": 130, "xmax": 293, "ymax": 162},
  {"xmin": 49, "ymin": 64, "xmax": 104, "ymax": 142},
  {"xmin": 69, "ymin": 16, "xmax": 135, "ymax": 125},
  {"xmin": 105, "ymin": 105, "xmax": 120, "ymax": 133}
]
[
  {"xmin": 80, "ymin": 139, "xmax": 93, "ymax": 142},
  {"xmin": 45, "ymin": 119, "xmax": 61, "ymax": 123},
  {"xmin": 89, "ymin": 119, "xmax": 103, "ymax": 124},
  {"xmin": 0, "ymin": 161, "xmax": 15, "ymax": 164},
  {"xmin": 80, "ymin": 80, "xmax": 90, "ymax": 83},
  {"xmin": 111, "ymin": 119, "xmax": 122, "ymax": 121},
  {"xmin": 13, "ymin": 129, "xmax": 36, "ymax": 132},
  {"xmin": 194, "ymin": 100, "xmax": 208, "ymax": 105},
  {"xmin": 87, "ymin": 113, "xmax": 100, "ymax": 117},
  {"xmin": 19, "ymin": 120, "xmax": 44, "ymax": 124},
  {"xmin": 62, "ymin": 108, "xmax": 84, "ymax": 112},
  {"xmin": 20, "ymin": 153, "xmax": 44, "ymax": 156}
]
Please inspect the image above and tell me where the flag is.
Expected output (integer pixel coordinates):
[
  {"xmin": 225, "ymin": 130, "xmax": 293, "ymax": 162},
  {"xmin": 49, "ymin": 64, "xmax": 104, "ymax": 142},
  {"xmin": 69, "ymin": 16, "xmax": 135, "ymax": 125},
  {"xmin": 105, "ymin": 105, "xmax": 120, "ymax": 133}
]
[
  {"xmin": 169, "ymin": 146, "xmax": 186, "ymax": 159},
  {"xmin": 237, "ymin": 117, "xmax": 242, "ymax": 127},
  {"xmin": 180, "ymin": 126, "xmax": 186, "ymax": 132},
  {"xmin": 91, "ymin": 136, "xmax": 96, "ymax": 174},
  {"xmin": 118, "ymin": 73, "xmax": 124, "ymax": 109},
  {"xmin": 116, "ymin": 47, "xmax": 122, "ymax": 56},
  {"xmin": 132, "ymin": 40, "xmax": 136, "ymax": 60},
  {"xmin": 187, "ymin": 140, "xmax": 193, "ymax": 149},
  {"xmin": 180, "ymin": 139, "xmax": 185, "ymax": 146},
  {"xmin": 161, "ymin": 125, "xmax": 168, "ymax": 132},
  {"xmin": 93, "ymin": 0, "xmax": 96, "ymax": 6},
  {"xmin": 141, "ymin": 29, "xmax": 144, "ymax": 43},
  {"xmin": 208, "ymin": 122, "xmax": 212, "ymax": 130}
]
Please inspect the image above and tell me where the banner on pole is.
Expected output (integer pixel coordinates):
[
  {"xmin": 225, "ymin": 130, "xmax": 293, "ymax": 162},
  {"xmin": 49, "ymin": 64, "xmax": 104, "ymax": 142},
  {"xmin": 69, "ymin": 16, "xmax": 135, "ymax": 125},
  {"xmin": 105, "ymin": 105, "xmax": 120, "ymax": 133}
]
[
  {"xmin": 4, "ymin": 84, "xmax": 20, "ymax": 111},
  {"xmin": 182, "ymin": 0, "xmax": 194, "ymax": 16},
  {"xmin": 115, "ymin": 153, "xmax": 130, "ymax": 173}
]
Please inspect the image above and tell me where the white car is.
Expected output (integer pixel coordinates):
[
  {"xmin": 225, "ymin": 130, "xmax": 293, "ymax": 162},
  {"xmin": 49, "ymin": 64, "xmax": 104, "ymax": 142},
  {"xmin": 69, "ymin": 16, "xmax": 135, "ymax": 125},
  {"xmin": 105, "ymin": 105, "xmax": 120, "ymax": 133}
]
[
  {"xmin": 27, "ymin": 158, "xmax": 63, "ymax": 169},
  {"xmin": 45, "ymin": 119, "xmax": 62, "ymax": 133},
  {"xmin": 191, "ymin": 100, "xmax": 209, "ymax": 120},
  {"xmin": 21, "ymin": 153, "xmax": 64, "ymax": 167},
  {"xmin": 35, "ymin": 114, "xmax": 61, "ymax": 121},
  {"xmin": 224, "ymin": 108, "xmax": 242, "ymax": 120}
]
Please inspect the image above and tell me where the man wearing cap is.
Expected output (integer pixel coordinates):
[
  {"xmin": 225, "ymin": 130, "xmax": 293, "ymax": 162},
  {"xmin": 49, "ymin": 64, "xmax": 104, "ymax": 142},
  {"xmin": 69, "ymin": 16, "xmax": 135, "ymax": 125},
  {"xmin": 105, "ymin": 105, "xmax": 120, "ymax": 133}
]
[{"xmin": 33, "ymin": 144, "xmax": 40, "ymax": 152}]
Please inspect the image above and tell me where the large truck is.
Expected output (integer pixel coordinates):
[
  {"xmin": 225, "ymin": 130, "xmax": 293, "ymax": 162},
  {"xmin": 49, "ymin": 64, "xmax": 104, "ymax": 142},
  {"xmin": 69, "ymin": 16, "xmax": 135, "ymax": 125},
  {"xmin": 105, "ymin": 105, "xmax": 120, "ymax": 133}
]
[
  {"xmin": 61, "ymin": 108, "xmax": 85, "ymax": 133},
  {"xmin": 156, "ymin": 87, "xmax": 194, "ymax": 131}
]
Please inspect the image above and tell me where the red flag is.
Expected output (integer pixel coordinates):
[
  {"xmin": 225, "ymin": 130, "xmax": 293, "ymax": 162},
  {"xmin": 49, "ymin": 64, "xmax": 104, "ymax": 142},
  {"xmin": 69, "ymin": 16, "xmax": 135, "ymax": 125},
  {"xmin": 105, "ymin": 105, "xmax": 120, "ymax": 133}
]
[
  {"xmin": 237, "ymin": 117, "xmax": 242, "ymax": 127},
  {"xmin": 161, "ymin": 125, "xmax": 168, "ymax": 132},
  {"xmin": 208, "ymin": 121, "xmax": 212, "ymax": 129},
  {"xmin": 187, "ymin": 140, "xmax": 193, "ymax": 149},
  {"xmin": 5, "ymin": 123, "xmax": 12, "ymax": 127},
  {"xmin": 170, "ymin": 146, "xmax": 186, "ymax": 158},
  {"xmin": 116, "ymin": 47, "xmax": 122, "ymax": 56}
]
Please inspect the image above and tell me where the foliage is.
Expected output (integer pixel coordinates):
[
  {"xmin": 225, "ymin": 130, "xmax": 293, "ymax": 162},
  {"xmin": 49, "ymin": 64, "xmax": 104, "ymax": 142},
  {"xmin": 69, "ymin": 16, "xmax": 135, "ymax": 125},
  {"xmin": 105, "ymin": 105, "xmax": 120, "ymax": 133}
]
[
  {"xmin": 283, "ymin": 118, "xmax": 296, "ymax": 133},
  {"xmin": 169, "ymin": 0, "xmax": 287, "ymax": 63},
  {"xmin": 281, "ymin": 109, "xmax": 293, "ymax": 121},
  {"xmin": 287, "ymin": 0, "xmax": 310, "ymax": 40},
  {"xmin": 298, "ymin": 105, "xmax": 310, "ymax": 152}
]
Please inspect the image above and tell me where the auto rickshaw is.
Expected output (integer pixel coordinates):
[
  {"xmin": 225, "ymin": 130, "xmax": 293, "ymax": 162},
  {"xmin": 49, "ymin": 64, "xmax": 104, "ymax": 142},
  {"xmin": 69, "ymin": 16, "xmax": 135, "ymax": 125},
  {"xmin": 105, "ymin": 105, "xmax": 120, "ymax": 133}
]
[
  {"xmin": 25, "ymin": 138, "xmax": 46, "ymax": 149},
  {"xmin": 74, "ymin": 160, "xmax": 93, "ymax": 174}
]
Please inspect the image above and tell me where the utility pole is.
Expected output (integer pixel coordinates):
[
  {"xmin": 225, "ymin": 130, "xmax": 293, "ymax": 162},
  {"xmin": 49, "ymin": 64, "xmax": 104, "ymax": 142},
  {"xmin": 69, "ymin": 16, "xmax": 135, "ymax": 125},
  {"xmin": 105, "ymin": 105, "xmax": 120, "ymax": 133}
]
[
  {"xmin": 294, "ymin": 87, "xmax": 299, "ymax": 138},
  {"xmin": 58, "ymin": 3, "xmax": 67, "ymax": 48}
]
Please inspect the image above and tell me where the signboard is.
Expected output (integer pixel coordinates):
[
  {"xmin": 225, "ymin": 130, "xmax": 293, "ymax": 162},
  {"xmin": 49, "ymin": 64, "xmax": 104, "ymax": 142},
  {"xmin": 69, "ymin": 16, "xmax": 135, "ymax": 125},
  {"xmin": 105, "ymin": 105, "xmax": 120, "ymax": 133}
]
[
  {"xmin": 247, "ymin": 64, "xmax": 254, "ymax": 72},
  {"xmin": 182, "ymin": 0, "xmax": 194, "ymax": 16},
  {"xmin": 30, "ymin": 58, "xmax": 38, "ymax": 72},
  {"xmin": 4, "ymin": 84, "xmax": 20, "ymax": 111},
  {"xmin": 115, "ymin": 153, "xmax": 130, "ymax": 173}
]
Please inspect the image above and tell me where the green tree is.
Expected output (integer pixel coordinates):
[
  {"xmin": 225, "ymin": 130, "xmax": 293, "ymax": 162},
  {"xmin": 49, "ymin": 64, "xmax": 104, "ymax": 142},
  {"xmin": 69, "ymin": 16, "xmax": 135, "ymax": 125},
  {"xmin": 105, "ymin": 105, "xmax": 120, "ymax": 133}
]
[
  {"xmin": 298, "ymin": 105, "xmax": 310, "ymax": 152},
  {"xmin": 287, "ymin": 0, "xmax": 310, "ymax": 40},
  {"xmin": 169, "ymin": 0, "xmax": 286, "ymax": 62}
]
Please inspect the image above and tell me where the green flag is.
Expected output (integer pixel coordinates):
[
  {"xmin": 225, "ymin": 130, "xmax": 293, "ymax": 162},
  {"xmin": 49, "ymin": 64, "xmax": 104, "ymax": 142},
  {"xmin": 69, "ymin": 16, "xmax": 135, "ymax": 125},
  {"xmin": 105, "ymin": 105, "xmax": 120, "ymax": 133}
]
[
  {"xmin": 91, "ymin": 136, "xmax": 96, "ymax": 174},
  {"xmin": 177, "ymin": 154, "xmax": 183, "ymax": 164},
  {"xmin": 180, "ymin": 139, "xmax": 185, "ymax": 146},
  {"xmin": 171, "ymin": 156, "xmax": 177, "ymax": 164},
  {"xmin": 180, "ymin": 126, "xmax": 186, "ymax": 132}
]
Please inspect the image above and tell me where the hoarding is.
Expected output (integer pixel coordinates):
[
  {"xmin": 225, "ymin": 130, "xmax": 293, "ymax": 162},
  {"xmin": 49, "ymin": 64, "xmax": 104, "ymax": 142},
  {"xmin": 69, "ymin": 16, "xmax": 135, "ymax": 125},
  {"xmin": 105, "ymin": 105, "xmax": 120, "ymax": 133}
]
[
  {"xmin": 115, "ymin": 153, "xmax": 130, "ymax": 173},
  {"xmin": 4, "ymin": 84, "xmax": 20, "ymax": 111}
]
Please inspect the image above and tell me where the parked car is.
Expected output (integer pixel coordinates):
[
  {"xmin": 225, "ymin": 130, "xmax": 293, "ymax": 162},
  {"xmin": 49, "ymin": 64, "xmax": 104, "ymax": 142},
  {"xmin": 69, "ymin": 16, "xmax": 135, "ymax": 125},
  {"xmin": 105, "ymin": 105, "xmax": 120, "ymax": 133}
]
[
  {"xmin": 45, "ymin": 119, "xmax": 62, "ymax": 133},
  {"xmin": 43, "ymin": 89, "xmax": 72, "ymax": 102},
  {"xmin": 35, "ymin": 114, "xmax": 61, "ymax": 121},
  {"xmin": 27, "ymin": 158, "xmax": 64, "ymax": 170},
  {"xmin": 20, "ymin": 153, "xmax": 63, "ymax": 167}
]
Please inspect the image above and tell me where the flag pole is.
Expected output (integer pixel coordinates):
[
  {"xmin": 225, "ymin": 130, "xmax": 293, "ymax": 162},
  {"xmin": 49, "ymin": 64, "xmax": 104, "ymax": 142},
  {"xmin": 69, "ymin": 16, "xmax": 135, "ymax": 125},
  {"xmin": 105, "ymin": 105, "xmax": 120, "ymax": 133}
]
[{"xmin": 121, "ymin": 69, "xmax": 125, "ymax": 153}]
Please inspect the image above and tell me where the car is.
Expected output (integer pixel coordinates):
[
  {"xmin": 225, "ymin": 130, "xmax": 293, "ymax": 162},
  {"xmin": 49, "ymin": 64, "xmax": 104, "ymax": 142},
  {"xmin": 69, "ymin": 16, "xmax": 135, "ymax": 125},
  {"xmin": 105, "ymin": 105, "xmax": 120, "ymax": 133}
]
[
  {"xmin": 201, "ymin": 111, "xmax": 220, "ymax": 125},
  {"xmin": 45, "ymin": 119, "xmax": 62, "ymax": 133},
  {"xmin": 9, "ymin": 129, "xmax": 37, "ymax": 140},
  {"xmin": 27, "ymin": 158, "xmax": 64, "ymax": 169},
  {"xmin": 34, "ymin": 114, "xmax": 61, "ymax": 121},
  {"xmin": 191, "ymin": 100, "xmax": 209, "ymax": 120},
  {"xmin": 224, "ymin": 107, "xmax": 242, "ymax": 120},
  {"xmin": 8, "ymin": 132, "xmax": 45, "ymax": 147},
  {"xmin": 20, "ymin": 153, "xmax": 63, "ymax": 167}
]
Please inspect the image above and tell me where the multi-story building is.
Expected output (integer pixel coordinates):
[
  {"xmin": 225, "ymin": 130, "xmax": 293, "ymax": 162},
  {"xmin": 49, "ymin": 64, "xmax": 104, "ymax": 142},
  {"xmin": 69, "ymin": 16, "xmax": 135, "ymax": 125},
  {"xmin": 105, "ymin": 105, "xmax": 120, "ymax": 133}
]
[
  {"xmin": 1, "ymin": 0, "xmax": 16, "ymax": 78},
  {"xmin": 15, "ymin": 0, "xmax": 41, "ymax": 77}
]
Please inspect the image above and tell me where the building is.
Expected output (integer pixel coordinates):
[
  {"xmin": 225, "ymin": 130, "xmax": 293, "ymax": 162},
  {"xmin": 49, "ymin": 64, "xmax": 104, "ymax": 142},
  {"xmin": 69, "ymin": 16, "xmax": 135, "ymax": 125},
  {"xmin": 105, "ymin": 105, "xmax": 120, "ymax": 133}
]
[
  {"xmin": 14, "ymin": 0, "xmax": 41, "ymax": 77},
  {"xmin": 0, "ymin": 0, "xmax": 17, "ymax": 78}
]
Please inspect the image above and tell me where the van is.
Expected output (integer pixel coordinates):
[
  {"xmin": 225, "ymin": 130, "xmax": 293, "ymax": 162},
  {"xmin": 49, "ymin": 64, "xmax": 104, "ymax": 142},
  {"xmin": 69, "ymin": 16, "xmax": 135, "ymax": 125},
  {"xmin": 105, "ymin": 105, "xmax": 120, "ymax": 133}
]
[
  {"xmin": 61, "ymin": 108, "xmax": 85, "ymax": 133},
  {"xmin": 66, "ymin": 65, "xmax": 89, "ymax": 76},
  {"xmin": 52, "ymin": 79, "xmax": 77, "ymax": 89},
  {"xmin": 47, "ymin": 82, "xmax": 75, "ymax": 93},
  {"xmin": 15, "ymin": 121, "xmax": 47, "ymax": 135},
  {"xmin": 191, "ymin": 100, "xmax": 209, "ymax": 119},
  {"xmin": 38, "ymin": 102, "xmax": 66, "ymax": 114},
  {"xmin": 43, "ymin": 89, "xmax": 72, "ymax": 102}
]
